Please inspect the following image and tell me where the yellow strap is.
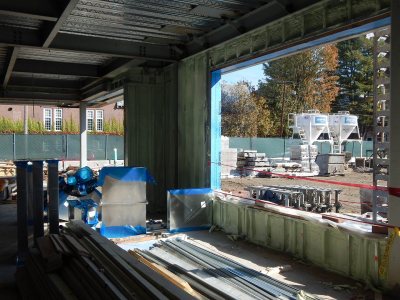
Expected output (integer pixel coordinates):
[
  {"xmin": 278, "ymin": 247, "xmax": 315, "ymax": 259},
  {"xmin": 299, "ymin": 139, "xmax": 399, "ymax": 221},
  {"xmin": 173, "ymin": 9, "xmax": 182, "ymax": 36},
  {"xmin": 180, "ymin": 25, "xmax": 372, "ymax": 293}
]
[{"xmin": 379, "ymin": 227, "xmax": 400, "ymax": 277}]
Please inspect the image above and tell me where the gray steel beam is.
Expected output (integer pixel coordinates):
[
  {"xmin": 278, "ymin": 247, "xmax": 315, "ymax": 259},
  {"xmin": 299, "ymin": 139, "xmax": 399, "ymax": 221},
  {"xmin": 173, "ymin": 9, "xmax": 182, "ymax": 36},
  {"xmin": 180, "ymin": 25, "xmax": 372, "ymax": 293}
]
[
  {"xmin": 0, "ymin": 26, "xmax": 179, "ymax": 62},
  {"xmin": 0, "ymin": 89, "xmax": 80, "ymax": 101},
  {"xmin": 1, "ymin": 47, "xmax": 18, "ymax": 88},
  {"xmin": 47, "ymin": 160, "xmax": 59, "ymax": 234},
  {"xmin": 42, "ymin": 0, "xmax": 79, "ymax": 48},
  {"xmin": 13, "ymin": 59, "xmax": 100, "ymax": 78},
  {"xmin": 0, "ymin": 0, "xmax": 60, "ymax": 21},
  {"xmin": 15, "ymin": 161, "xmax": 29, "ymax": 263},
  {"xmin": 8, "ymin": 77, "xmax": 82, "ymax": 89},
  {"xmin": 186, "ymin": 0, "xmax": 293, "ymax": 53},
  {"xmin": 0, "ymin": 98, "xmax": 78, "ymax": 105},
  {"xmin": 32, "ymin": 161, "xmax": 44, "ymax": 244},
  {"xmin": 51, "ymin": 34, "xmax": 179, "ymax": 61},
  {"xmin": 389, "ymin": 0, "xmax": 400, "ymax": 226}
]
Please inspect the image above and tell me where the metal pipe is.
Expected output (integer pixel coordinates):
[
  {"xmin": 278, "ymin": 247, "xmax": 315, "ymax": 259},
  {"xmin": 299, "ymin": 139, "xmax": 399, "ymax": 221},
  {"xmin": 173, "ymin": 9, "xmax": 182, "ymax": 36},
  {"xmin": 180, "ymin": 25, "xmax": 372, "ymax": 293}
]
[
  {"xmin": 15, "ymin": 161, "xmax": 29, "ymax": 264},
  {"xmin": 80, "ymin": 102, "xmax": 88, "ymax": 167},
  {"xmin": 47, "ymin": 160, "xmax": 59, "ymax": 234},
  {"xmin": 27, "ymin": 162, "xmax": 33, "ymax": 223},
  {"xmin": 32, "ymin": 161, "xmax": 44, "ymax": 243}
]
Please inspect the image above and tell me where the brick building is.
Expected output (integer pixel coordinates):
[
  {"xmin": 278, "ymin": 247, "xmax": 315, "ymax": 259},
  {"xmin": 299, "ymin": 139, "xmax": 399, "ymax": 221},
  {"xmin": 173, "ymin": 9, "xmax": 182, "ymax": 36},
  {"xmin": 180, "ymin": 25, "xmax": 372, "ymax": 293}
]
[{"xmin": 0, "ymin": 101, "xmax": 123, "ymax": 132}]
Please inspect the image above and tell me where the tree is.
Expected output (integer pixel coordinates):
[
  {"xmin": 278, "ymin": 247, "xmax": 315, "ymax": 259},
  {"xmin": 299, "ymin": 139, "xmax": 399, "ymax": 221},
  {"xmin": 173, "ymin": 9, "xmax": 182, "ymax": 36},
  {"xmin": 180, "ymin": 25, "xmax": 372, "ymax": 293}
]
[
  {"xmin": 257, "ymin": 44, "xmax": 339, "ymax": 136},
  {"xmin": 333, "ymin": 36, "xmax": 373, "ymax": 137},
  {"xmin": 221, "ymin": 81, "xmax": 273, "ymax": 137}
]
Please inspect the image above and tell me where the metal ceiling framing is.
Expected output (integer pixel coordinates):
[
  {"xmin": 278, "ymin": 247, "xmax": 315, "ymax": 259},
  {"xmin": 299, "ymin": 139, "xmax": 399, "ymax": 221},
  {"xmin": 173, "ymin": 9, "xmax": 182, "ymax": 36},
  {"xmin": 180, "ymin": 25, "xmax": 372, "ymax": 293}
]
[{"xmin": 0, "ymin": 0, "xmax": 392, "ymax": 106}]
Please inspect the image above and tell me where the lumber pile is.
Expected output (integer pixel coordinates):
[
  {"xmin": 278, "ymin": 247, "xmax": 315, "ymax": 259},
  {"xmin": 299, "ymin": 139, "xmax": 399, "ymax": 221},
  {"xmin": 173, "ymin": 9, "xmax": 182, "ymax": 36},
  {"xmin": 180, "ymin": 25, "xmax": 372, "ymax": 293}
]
[
  {"xmin": 16, "ymin": 221, "xmax": 196, "ymax": 300},
  {"xmin": 0, "ymin": 161, "xmax": 16, "ymax": 177}
]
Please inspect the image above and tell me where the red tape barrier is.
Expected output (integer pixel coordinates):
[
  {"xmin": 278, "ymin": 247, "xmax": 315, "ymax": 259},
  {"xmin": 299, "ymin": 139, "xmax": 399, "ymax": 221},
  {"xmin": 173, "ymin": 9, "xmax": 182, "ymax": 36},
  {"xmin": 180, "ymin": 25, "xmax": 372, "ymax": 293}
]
[{"xmin": 212, "ymin": 161, "xmax": 398, "ymax": 194}]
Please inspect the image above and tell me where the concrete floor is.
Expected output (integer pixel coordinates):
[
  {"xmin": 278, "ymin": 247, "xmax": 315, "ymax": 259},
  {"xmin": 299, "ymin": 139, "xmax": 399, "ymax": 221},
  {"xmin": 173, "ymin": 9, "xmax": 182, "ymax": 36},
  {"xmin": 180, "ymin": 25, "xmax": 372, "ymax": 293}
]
[{"xmin": 0, "ymin": 201, "xmax": 394, "ymax": 300}]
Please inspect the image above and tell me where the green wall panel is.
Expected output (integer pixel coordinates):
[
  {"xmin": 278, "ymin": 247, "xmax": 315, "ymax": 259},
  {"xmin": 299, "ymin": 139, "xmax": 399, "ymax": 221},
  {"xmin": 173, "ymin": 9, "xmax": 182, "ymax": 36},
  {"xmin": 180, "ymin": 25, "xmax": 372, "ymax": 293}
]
[
  {"xmin": 124, "ymin": 66, "xmax": 178, "ymax": 214},
  {"xmin": 177, "ymin": 54, "xmax": 210, "ymax": 189},
  {"xmin": 124, "ymin": 56, "xmax": 211, "ymax": 214},
  {"xmin": 213, "ymin": 199, "xmax": 389, "ymax": 288}
]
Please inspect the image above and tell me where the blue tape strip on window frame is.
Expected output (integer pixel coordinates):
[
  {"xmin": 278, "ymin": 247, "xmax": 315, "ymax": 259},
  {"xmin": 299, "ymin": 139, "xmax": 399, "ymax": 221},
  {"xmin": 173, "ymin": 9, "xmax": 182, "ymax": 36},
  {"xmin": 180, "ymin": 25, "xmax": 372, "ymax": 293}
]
[{"xmin": 168, "ymin": 188, "xmax": 213, "ymax": 196}]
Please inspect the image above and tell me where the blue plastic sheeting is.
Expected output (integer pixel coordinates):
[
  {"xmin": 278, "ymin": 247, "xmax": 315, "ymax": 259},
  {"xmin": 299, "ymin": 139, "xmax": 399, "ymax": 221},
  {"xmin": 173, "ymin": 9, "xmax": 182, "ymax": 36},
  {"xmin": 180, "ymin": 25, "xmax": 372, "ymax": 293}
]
[
  {"xmin": 168, "ymin": 188, "xmax": 213, "ymax": 195},
  {"xmin": 97, "ymin": 167, "xmax": 156, "ymax": 186},
  {"xmin": 169, "ymin": 226, "xmax": 211, "ymax": 233},
  {"xmin": 100, "ymin": 225, "xmax": 146, "ymax": 239}
]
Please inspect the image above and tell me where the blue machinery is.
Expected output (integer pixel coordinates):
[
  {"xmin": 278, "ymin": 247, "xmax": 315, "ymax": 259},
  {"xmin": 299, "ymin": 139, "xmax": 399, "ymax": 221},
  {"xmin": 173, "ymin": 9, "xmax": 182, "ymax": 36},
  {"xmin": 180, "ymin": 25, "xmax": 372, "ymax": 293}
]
[{"xmin": 60, "ymin": 166, "xmax": 100, "ymax": 227}]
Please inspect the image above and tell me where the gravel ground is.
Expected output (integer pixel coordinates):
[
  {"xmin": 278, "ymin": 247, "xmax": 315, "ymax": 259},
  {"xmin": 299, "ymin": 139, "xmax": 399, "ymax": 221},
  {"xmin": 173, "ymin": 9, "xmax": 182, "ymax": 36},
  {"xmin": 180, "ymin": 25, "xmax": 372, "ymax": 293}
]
[{"xmin": 221, "ymin": 169, "xmax": 373, "ymax": 214}]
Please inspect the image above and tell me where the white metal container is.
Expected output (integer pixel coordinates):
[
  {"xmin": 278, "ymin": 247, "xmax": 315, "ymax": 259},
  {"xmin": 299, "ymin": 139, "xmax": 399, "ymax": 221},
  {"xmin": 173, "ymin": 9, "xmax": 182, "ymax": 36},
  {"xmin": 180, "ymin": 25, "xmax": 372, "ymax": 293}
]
[
  {"xmin": 289, "ymin": 110, "xmax": 330, "ymax": 145},
  {"xmin": 328, "ymin": 111, "xmax": 360, "ymax": 141}
]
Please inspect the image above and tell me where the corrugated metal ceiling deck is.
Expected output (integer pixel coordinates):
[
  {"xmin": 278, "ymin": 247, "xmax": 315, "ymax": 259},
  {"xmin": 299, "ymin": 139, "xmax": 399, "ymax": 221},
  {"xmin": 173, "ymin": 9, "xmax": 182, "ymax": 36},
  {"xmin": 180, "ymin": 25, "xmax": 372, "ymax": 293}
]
[
  {"xmin": 18, "ymin": 48, "xmax": 113, "ymax": 65},
  {"xmin": 0, "ymin": 0, "xmax": 390, "ymax": 105}
]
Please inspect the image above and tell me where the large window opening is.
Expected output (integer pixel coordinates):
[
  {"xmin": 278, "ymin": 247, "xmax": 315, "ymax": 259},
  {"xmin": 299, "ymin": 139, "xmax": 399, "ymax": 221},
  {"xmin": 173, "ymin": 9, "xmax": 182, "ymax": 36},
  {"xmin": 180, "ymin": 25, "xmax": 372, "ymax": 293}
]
[{"xmin": 212, "ymin": 26, "xmax": 390, "ymax": 222}]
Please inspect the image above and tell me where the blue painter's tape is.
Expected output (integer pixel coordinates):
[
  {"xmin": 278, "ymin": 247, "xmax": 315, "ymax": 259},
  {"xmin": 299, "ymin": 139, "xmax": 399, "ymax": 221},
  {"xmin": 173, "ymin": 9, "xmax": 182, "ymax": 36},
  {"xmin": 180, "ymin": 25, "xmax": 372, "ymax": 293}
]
[
  {"xmin": 168, "ymin": 188, "xmax": 213, "ymax": 196},
  {"xmin": 169, "ymin": 226, "xmax": 211, "ymax": 233},
  {"xmin": 100, "ymin": 224, "xmax": 146, "ymax": 238},
  {"xmin": 211, "ymin": 69, "xmax": 222, "ymax": 190},
  {"xmin": 97, "ymin": 167, "xmax": 156, "ymax": 186}
]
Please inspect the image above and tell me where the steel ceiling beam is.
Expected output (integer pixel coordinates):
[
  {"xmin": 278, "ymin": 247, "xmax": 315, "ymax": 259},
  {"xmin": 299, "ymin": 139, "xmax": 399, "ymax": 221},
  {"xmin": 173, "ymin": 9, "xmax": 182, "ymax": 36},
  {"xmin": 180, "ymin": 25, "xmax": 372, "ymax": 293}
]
[
  {"xmin": 1, "ymin": 47, "xmax": 19, "ymax": 88},
  {"xmin": 0, "ymin": 0, "xmax": 60, "ymax": 22},
  {"xmin": 0, "ymin": 89, "xmax": 80, "ymax": 102},
  {"xmin": 51, "ymin": 34, "xmax": 179, "ymax": 61},
  {"xmin": 13, "ymin": 59, "xmax": 101, "ymax": 78},
  {"xmin": 42, "ymin": 0, "xmax": 79, "ymax": 48},
  {"xmin": 186, "ymin": 0, "xmax": 294, "ymax": 53},
  {"xmin": 0, "ymin": 26, "xmax": 179, "ymax": 62},
  {"xmin": 8, "ymin": 77, "xmax": 82, "ymax": 89}
]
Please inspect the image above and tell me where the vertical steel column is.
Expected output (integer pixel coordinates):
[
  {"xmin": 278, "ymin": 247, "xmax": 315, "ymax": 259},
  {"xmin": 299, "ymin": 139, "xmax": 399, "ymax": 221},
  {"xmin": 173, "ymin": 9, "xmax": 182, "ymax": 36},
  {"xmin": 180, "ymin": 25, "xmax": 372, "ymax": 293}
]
[
  {"xmin": 27, "ymin": 162, "xmax": 33, "ymax": 223},
  {"xmin": 387, "ymin": 0, "xmax": 400, "ymax": 287},
  {"xmin": 15, "ymin": 161, "xmax": 28, "ymax": 263},
  {"xmin": 32, "ymin": 161, "xmax": 44, "ymax": 243},
  {"xmin": 47, "ymin": 160, "xmax": 59, "ymax": 234},
  {"xmin": 389, "ymin": 0, "xmax": 400, "ymax": 226},
  {"xmin": 80, "ymin": 102, "xmax": 88, "ymax": 167}
]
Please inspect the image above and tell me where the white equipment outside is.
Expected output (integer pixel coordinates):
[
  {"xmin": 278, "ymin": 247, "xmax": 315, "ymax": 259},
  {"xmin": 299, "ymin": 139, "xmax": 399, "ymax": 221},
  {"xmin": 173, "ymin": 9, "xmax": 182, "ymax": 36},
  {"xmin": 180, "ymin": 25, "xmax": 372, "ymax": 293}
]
[{"xmin": 288, "ymin": 110, "xmax": 362, "ymax": 154}]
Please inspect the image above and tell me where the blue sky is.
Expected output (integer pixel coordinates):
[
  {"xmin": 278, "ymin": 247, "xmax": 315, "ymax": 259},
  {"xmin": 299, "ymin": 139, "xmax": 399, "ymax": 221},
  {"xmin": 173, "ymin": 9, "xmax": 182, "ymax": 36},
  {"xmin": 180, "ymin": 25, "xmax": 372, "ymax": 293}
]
[{"xmin": 221, "ymin": 64, "xmax": 264, "ymax": 87}]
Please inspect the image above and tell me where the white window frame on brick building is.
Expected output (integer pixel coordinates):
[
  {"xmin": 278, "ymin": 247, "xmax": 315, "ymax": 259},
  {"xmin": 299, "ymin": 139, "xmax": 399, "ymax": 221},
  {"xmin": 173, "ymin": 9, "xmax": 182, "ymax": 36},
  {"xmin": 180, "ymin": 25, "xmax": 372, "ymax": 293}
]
[
  {"xmin": 87, "ymin": 110, "xmax": 94, "ymax": 131},
  {"xmin": 86, "ymin": 109, "xmax": 103, "ymax": 131},
  {"xmin": 54, "ymin": 108, "xmax": 63, "ymax": 131},
  {"xmin": 43, "ymin": 108, "xmax": 52, "ymax": 131},
  {"xmin": 96, "ymin": 110, "xmax": 104, "ymax": 131}
]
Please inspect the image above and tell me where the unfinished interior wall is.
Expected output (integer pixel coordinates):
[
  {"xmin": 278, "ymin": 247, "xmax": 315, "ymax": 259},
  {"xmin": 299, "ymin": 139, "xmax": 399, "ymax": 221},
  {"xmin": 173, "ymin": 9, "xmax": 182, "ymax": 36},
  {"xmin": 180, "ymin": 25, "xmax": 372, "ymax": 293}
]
[
  {"xmin": 125, "ymin": 55, "xmax": 211, "ymax": 214},
  {"xmin": 177, "ymin": 53, "xmax": 210, "ymax": 189},
  {"xmin": 213, "ymin": 199, "xmax": 389, "ymax": 288},
  {"xmin": 124, "ymin": 65, "xmax": 178, "ymax": 214}
]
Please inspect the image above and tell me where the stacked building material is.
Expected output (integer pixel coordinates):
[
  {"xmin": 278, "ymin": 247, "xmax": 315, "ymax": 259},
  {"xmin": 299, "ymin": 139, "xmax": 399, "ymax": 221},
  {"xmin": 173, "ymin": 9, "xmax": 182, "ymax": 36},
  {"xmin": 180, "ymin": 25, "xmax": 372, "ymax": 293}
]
[
  {"xmin": 139, "ymin": 239, "xmax": 315, "ymax": 300},
  {"xmin": 220, "ymin": 136, "xmax": 238, "ymax": 177},
  {"xmin": 254, "ymin": 185, "xmax": 342, "ymax": 213},
  {"xmin": 289, "ymin": 145, "xmax": 319, "ymax": 173},
  {"xmin": 237, "ymin": 150, "xmax": 270, "ymax": 176},
  {"xmin": 16, "ymin": 221, "xmax": 196, "ymax": 300}
]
